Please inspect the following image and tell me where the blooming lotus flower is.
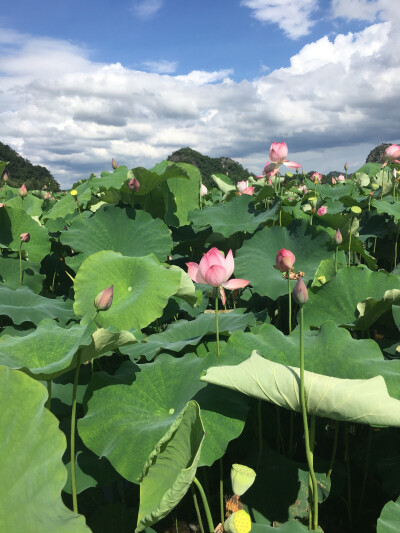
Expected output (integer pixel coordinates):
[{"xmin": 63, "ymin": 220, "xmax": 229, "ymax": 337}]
[
  {"xmin": 19, "ymin": 184, "xmax": 27, "ymax": 197},
  {"xmin": 317, "ymin": 206, "xmax": 327, "ymax": 216},
  {"xmin": 94, "ymin": 285, "xmax": 114, "ymax": 311},
  {"xmin": 20, "ymin": 232, "xmax": 30, "ymax": 243},
  {"xmin": 298, "ymin": 185, "xmax": 307, "ymax": 194},
  {"xmin": 128, "ymin": 177, "xmax": 140, "ymax": 192},
  {"xmin": 238, "ymin": 186, "xmax": 254, "ymax": 196},
  {"xmin": 293, "ymin": 277, "xmax": 308, "ymax": 306},
  {"xmin": 186, "ymin": 248, "xmax": 249, "ymax": 305},
  {"xmin": 237, "ymin": 180, "xmax": 249, "ymax": 193},
  {"xmin": 385, "ymin": 144, "xmax": 400, "ymax": 164},
  {"xmin": 201, "ymin": 183, "xmax": 208, "ymax": 196},
  {"xmin": 258, "ymin": 142, "xmax": 301, "ymax": 179},
  {"xmin": 275, "ymin": 249, "xmax": 295, "ymax": 272},
  {"xmin": 311, "ymin": 172, "xmax": 322, "ymax": 183},
  {"xmin": 337, "ymin": 174, "xmax": 345, "ymax": 182}
]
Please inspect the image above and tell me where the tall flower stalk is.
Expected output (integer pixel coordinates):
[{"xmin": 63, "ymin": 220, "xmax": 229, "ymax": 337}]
[
  {"xmin": 274, "ymin": 249, "xmax": 295, "ymax": 334},
  {"xmin": 19, "ymin": 232, "xmax": 30, "ymax": 285}
]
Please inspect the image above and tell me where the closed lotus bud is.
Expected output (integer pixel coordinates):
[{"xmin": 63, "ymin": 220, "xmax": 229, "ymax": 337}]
[
  {"xmin": 112, "ymin": 158, "xmax": 119, "ymax": 169},
  {"xmin": 128, "ymin": 177, "xmax": 140, "ymax": 192},
  {"xmin": 231, "ymin": 464, "xmax": 256, "ymax": 496},
  {"xmin": 19, "ymin": 183, "xmax": 27, "ymax": 197},
  {"xmin": 44, "ymin": 192, "xmax": 50, "ymax": 200},
  {"xmin": 3, "ymin": 171, "xmax": 8, "ymax": 182},
  {"xmin": 344, "ymin": 162, "xmax": 348, "ymax": 171},
  {"xmin": 94, "ymin": 285, "xmax": 113, "ymax": 311},
  {"xmin": 292, "ymin": 277, "xmax": 308, "ymax": 306},
  {"xmin": 20, "ymin": 232, "xmax": 30, "ymax": 243},
  {"xmin": 334, "ymin": 228, "xmax": 343, "ymax": 245},
  {"xmin": 275, "ymin": 249, "xmax": 295, "ymax": 272},
  {"xmin": 224, "ymin": 510, "xmax": 251, "ymax": 533}
]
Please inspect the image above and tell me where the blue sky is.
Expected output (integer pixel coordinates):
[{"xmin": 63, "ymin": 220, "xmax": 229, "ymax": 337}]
[{"xmin": 0, "ymin": 0, "xmax": 398, "ymax": 187}]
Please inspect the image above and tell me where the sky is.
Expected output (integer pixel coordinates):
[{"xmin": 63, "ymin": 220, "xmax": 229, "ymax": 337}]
[{"xmin": 0, "ymin": 0, "xmax": 399, "ymax": 188}]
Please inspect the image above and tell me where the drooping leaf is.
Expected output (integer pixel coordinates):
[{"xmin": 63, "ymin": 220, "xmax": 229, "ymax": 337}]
[
  {"xmin": 136, "ymin": 401, "xmax": 205, "ymax": 531},
  {"xmin": 163, "ymin": 162, "xmax": 202, "ymax": 227},
  {"xmin": 0, "ymin": 366, "xmax": 90, "ymax": 532},
  {"xmin": 377, "ymin": 496, "xmax": 400, "ymax": 533},
  {"xmin": 201, "ymin": 351, "xmax": 400, "ymax": 427}
]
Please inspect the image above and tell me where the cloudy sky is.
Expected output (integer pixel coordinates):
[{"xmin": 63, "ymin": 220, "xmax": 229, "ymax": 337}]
[{"xmin": 0, "ymin": 0, "xmax": 398, "ymax": 188}]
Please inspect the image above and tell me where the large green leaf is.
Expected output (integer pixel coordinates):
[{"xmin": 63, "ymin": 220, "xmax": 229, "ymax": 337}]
[
  {"xmin": 136, "ymin": 401, "xmax": 205, "ymax": 531},
  {"xmin": 357, "ymin": 290, "xmax": 400, "ymax": 330},
  {"xmin": 0, "ymin": 319, "xmax": 137, "ymax": 380},
  {"xmin": 372, "ymin": 199, "xmax": 400, "ymax": 222},
  {"xmin": 79, "ymin": 352, "xmax": 249, "ymax": 483},
  {"xmin": 219, "ymin": 321, "xmax": 400, "ymax": 399},
  {"xmin": 201, "ymin": 351, "xmax": 400, "ymax": 426},
  {"xmin": 0, "ymin": 285, "xmax": 74, "ymax": 325},
  {"xmin": 0, "ymin": 256, "xmax": 45, "ymax": 293},
  {"xmin": 189, "ymin": 194, "xmax": 276, "ymax": 238},
  {"xmin": 130, "ymin": 163, "xmax": 189, "ymax": 196},
  {"xmin": 235, "ymin": 220, "xmax": 335, "ymax": 300},
  {"xmin": 0, "ymin": 205, "xmax": 50, "ymax": 262},
  {"xmin": 303, "ymin": 266, "xmax": 400, "ymax": 329},
  {"xmin": 163, "ymin": 162, "xmax": 201, "ymax": 227},
  {"xmin": 6, "ymin": 194, "xmax": 44, "ymax": 216},
  {"xmin": 61, "ymin": 206, "xmax": 172, "ymax": 271},
  {"xmin": 121, "ymin": 309, "xmax": 256, "ymax": 361},
  {"xmin": 0, "ymin": 366, "xmax": 90, "ymax": 532},
  {"xmin": 377, "ymin": 496, "xmax": 400, "ymax": 532},
  {"xmin": 73, "ymin": 252, "xmax": 182, "ymax": 329},
  {"xmin": 43, "ymin": 180, "xmax": 94, "ymax": 221}
]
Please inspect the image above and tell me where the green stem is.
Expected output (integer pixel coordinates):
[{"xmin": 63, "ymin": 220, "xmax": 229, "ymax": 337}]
[
  {"xmin": 70, "ymin": 361, "xmax": 81, "ymax": 514},
  {"xmin": 45, "ymin": 380, "xmax": 52, "ymax": 410},
  {"xmin": 344, "ymin": 423, "xmax": 352, "ymax": 530},
  {"xmin": 299, "ymin": 307, "xmax": 319, "ymax": 530},
  {"xmin": 219, "ymin": 459, "xmax": 224, "ymax": 525},
  {"xmin": 19, "ymin": 243, "xmax": 23, "ymax": 285},
  {"xmin": 256, "ymin": 399, "xmax": 263, "ymax": 470},
  {"xmin": 327, "ymin": 420, "xmax": 339, "ymax": 478},
  {"xmin": 215, "ymin": 288, "xmax": 220, "ymax": 357},
  {"xmin": 394, "ymin": 221, "xmax": 400, "ymax": 269},
  {"xmin": 191, "ymin": 485, "xmax": 205, "ymax": 533},
  {"xmin": 335, "ymin": 246, "xmax": 338, "ymax": 274},
  {"xmin": 193, "ymin": 477, "xmax": 214, "ymax": 533},
  {"xmin": 358, "ymin": 426, "xmax": 372, "ymax": 517},
  {"xmin": 287, "ymin": 273, "xmax": 292, "ymax": 334},
  {"xmin": 289, "ymin": 411, "xmax": 294, "ymax": 458},
  {"xmin": 348, "ymin": 218, "xmax": 353, "ymax": 267}
]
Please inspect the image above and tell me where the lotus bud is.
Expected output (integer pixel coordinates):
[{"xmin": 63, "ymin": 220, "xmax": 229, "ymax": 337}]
[
  {"xmin": 44, "ymin": 192, "xmax": 50, "ymax": 200},
  {"xmin": 201, "ymin": 183, "xmax": 208, "ymax": 196},
  {"xmin": 43, "ymin": 184, "xmax": 47, "ymax": 190},
  {"xmin": 334, "ymin": 229, "xmax": 343, "ymax": 245},
  {"xmin": 94, "ymin": 285, "xmax": 114, "ymax": 311},
  {"xmin": 112, "ymin": 158, "xmax": 119, "ymax": 169},
  {"xmin": 231, "ymin": 464, "xmax": 256, "ymax": 496},
  {"xmin": 292, "ymin": 277, "xmax": 308, "ymax": 306},
  {"xmin": 20, "ymin": 232, "xmax": 30, "ymax": 243},
  {"xmin": 275, "ymin": 249, "xmax": 295, "ymax": 272},
  {"xmin": 128, "ymin": 177, "xmax": 140, "ymax": 192},
  {"xmin": 224, "ymin": 511, "xmax": 251, "ymax": 533},
  {"xmin": 344, "ymin": 162, "xmax": 348, "ymax": 171},
  {"xmin": 3, "ymin": 171, "xmax": 8, "ymax": 182},
  {"xmin": 19, "ymin": 183, "xmax": 27, "ymax": 197}
]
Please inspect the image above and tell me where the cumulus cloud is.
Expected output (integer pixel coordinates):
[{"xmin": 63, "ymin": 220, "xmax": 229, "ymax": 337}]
[
  {"xmin": 0, "ymin": 17, "xmax": 399, "ymax": 187},
  {"xmin": 141, "ymin": 60, "xmax": 178, "ymax": 74},
  {"xmin": 241, "ymin": 0, "xmax": 318, "ymax": 39},
  {"xmin": 131, "ymin": 0, "xmax": 163, "ymax": 19}
]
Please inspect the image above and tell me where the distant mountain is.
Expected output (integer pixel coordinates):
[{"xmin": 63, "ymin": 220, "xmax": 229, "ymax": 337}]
[
  {"xmin": 366, "ymin": 143, "xmax": 391, "ymax": 164},
  {"xmin": 167, "ymin": 147, "xmax": 253, "ymax": 188},
  {"xmin": 0, "ymin": 141, "xmax": 60, "ymax": 192}
]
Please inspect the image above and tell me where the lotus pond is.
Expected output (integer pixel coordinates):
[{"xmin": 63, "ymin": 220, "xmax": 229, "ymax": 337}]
[{"xmin": 1, "ymin": 147, "xmax": 400, "ymax": 533}]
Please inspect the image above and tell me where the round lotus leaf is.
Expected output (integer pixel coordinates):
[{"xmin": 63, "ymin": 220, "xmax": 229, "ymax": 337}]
[{"xmin": 0, "ymin": 366, "xmax": 90, "ymax": 532}]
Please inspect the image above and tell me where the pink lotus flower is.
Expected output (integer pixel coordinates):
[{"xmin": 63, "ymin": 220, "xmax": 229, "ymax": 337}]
[
  {"xmin": 20, "ymin": 232, "xmax": 30, "ymax": 243},
  {"xmin": 186, "ymin": 248, "xmax": 249, "ymax": 305},
  {"xmin": 298, "ymin": 185, "xmax": 307, "ymax": 194},
  {"xmin": 128, "ymin": 178, "xmax": 140, "ymax": 192},
  {"xmin": 337, "ymin": 174, "xmax": 345, "ymax": 182},
  {"xmin": 275, "ymin": 249, "xmax": 295, "ymax": 272},
  {"xmin": 331, "ymin": 177, "xmax": 337, "ymax": 184},
  {"xmin": 311, "ymin": 172, "xmax": 322, "ymax": 183},
  {"xmin": 201, "ymin": 183, "xmax": 208, "ymax": 196},
  {"xmin": 317, "ymin": 206, "xmax": 327, "ymax": 216},
  {"xmin": 384, "ymin": 144, "xmax": 400, "ymax": 165},
  {"xmin": 238, "ymin": 186, "xmax": 254, "ymax": 196},
  {"xmin": 237, "ymin": 180, "xmax": 249, "ymax": 193},
  {"xmin": 257, "ymin": 142, "xmax": 301, "ymax": 179},
  {"xmin": 19, "ymin": 184, "xmax": 27, "ymax": 197}
]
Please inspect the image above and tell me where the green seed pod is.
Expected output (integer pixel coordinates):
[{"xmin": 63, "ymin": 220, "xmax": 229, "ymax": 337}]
[
  {"xmin": 224, "ymin": 510, "xmax": 251, "ymax": 533},
  {"xmin": 350, "ymin": 206, "xmax": 362, "ymax": 215},
  {"xmin": 231, "ymin": 464, "xmax": 256, "ymax": 496}
]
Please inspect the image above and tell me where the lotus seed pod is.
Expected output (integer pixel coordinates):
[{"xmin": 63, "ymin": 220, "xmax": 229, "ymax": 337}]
[
  {"xmin": 334, "ymin": 228, "xmax": 343, "ymax": 245},
  {"xmin": 94, "ymin": 285, "xmax": 114, "ymax": 311},
  {"xmin": 231, "ymin": 464, "xmax": 256, "ymax": 496},
  {"xmin": 371, "ymin": 183, "xmax": 380, "ymax": 190},
  {"xmin": 224, "ymin": 510, "xmax": 251, "ymax": 533},
  {"xmin": 350, "ymin": 206, "xmax": 362, "ymax": 215}
]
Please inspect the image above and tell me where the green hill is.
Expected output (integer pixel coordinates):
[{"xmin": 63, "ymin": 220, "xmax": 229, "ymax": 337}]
[
  {"xmin": 0, "ymin": 141, "xmax": 60, "ymax": 192},
  {"xmin": 167, "ymin": 147, "xmax": 253, "ymax": 188}
]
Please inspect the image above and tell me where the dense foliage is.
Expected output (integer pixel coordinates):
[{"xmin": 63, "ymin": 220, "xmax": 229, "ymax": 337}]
[{"xmin": 0, "ymin": 143, "xmax": 400, "ymax": 533}]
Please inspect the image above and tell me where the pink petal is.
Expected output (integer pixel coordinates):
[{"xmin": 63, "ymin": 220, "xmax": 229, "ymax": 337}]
[
  {"xmin": 224, "ymin": 250, "xmax": 235, "ymax": 280},
  {"xmin": 186, "ymin": 262, "xmax": 206, "ymax": 284},
  {"xmin": 204, "ymin": 264, "xmax": 227, "ymax": 287},
  {"xmin": 283, "ymin": 160, "xmax": 302, "ymax": 169},
  {"xmin": 222, "ymin": 278, "xmax": 250, "ymax": 290},
  {"xmin": 219, "ymin": 286, "xmax": 226, "ymax": 306}
]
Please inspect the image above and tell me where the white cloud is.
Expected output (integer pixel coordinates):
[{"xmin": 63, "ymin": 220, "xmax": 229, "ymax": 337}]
[
  {"xmin": 141, "ymin": 60, "xmax": 178, "ymax": 74},
  {"xmin": 131, "ymin": 0, "xmax": 163, "ymax": 19},
  {"xmin": 241, "ymin": 0, "xmax": 318, "ymax": 39},
  {"xmin": 331, "ymin": 0, "xmax": 400, "ymax": 23},
  {"xmin": 0, "ymin": 20, "xmax": 398, "ymax": 188}
]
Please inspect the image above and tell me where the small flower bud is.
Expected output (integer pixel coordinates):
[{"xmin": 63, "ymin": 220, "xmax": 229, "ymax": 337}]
[
  {"xmin": 275, "ymin": 249, "xmax": 295, "ymax": 272},
  {"xmin": 231, "ymin": 464, "xmax": 256, "ymax": 496},
  {"xmin": 128, "ymin": 177, "xmax": 140, "ymax": 192},
  {"xmin": 112, "ymin": 158, "xmax": 119, "ymax": 169},
  {"xmin": 19, "ymin": 184, "xmax": 27, "ymax": 197},
  {"xmin": 94, "ymin": 285, "xmax": 113, "ymax": 311},
  {"xmin": 334, "ymin": 228, "xmax": 343, "ymax": 245},
  {"xmin": 224, "ymin": 511, "xmax": 251, "ymax": 533},
  {"xmin": 292, "ymin": 277, "xmax": 308, "ymax": 306},
  {"xmin": 20, "ymin": 232, "xmax": 30, "ymax": 243},
  {"xmin": 344, "ymin": 162, "xmax": 348, "ymax": 171},
  {"xmin": 3, "ymin": 172, "xmax": 8, "ymax": 182}
]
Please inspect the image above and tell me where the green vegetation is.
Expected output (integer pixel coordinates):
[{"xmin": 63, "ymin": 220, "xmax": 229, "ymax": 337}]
[{"xmin": 0, "ymin": 141, "xmax": 60, "ymax": 192}]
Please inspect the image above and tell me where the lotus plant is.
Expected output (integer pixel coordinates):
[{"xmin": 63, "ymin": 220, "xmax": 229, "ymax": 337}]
[
  {"xmin": 187, "ymin": 248, "xmax": 249, "ymax": 355},
  {"xmin": 274, "ymin": 249, "xmax": 295, "ymax": 333},
  {"xmin": 259, "ymin": 142, "xmax": 301, "ymax": 183},
  {"xmin": 19, "ymin": 232, "xmax": 30, "ymax": 285},
  {"xmin": 237, "ymin": 180, "xmax": 254, "ymax": 196}
]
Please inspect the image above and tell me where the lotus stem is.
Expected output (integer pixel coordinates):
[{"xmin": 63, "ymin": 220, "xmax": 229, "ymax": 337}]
[
  {"xmin": 299, "ymin": 306, "xmax": 319, "ymax": 530},
  {"xmin": 215, "ymin": 288, "xmax": 220, "ymax": 356},
  {"xmin": 256, "ymin": 399, "xmax": 263, "ymax": 470},
  {"xmin": 327, "ymin": 420, "xmax": 339, "ymax": 478},
  {"xmin": 19, "ymin": 242, "xmax": 23, "ymax": 285},
  {"xmin": 344, "ymin": 423, "xmax": 352, "ymax": 530},
  {"xmin": 287, "ymin": 273, "xmax": 292, "ymax": 333},
  {"xmin": 191, "ymin": 485, "xmax": 205, "ymax": 533},
  {"xmin": 193, "ymin": 477, "xmax": 214, "ymax": 533},
  {"xmin": 335, "ymin": 246, "xmax": 338, "ymax": 273},
  {"xmin": 70, "ymin": 360, "xmax": 81, "ymax": 514},
  {"xmin": 358, "ymin": 426, "xmax": 372, "ymax": 518},
  {"xmin": 348, "ymin": 218, "xmax": 353, "ymax": 267},
  {"xmin": 219, "ymin": 459, "xmax": 224, "ymax": 525}
]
